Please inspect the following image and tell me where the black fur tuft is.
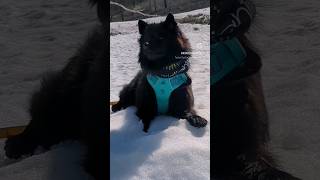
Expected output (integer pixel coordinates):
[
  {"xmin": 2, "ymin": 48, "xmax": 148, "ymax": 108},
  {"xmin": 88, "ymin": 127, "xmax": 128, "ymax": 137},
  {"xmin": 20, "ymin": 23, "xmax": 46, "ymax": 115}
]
[
  {"xmin": 138, "ymin": 20, "xmax": 147, "ymax": 34},
  {"xmin": 89, "ymin": 0, "xmax": 107, "ymax": 25}
]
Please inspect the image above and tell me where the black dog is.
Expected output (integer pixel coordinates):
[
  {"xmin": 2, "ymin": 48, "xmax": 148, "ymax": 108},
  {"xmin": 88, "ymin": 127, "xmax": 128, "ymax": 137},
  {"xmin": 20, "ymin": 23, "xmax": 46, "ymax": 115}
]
[
  {"xmin": 212, "ymin": 0, "xmax": 301, "ymax": 179},
  {"xmin": 4, "ymin": 0, "xmax": 107, "ymax": 179},
  {"xmin": 112, "ymin": 14, "xmax": 207, "ymax": 132}
]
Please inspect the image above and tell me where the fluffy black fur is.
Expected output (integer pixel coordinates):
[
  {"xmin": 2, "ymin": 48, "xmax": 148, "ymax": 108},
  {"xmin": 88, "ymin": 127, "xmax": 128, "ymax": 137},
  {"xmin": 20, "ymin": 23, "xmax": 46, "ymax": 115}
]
[
  {"xmin": 212, "ymin": 1, "xmax": 301, "ymax": 179},
  {"xmin": 112, "ymin": 14, "xmax": 207, "ymax": 132},
  {"xmin": 4, "ymin": 1, "xmax": 108, "ymax": 179},
  {"xmin": 90, "ymin": 0, "xmax": 107, "ymax": 25}
]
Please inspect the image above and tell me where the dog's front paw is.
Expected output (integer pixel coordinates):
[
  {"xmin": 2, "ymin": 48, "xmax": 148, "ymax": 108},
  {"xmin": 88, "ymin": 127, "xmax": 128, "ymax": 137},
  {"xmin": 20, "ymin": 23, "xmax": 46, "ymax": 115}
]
[
  {"xmin": 5, "ymin": 134, "xmax": 37, "ymax": 159},
  {"xmin": 186, "ymin": 115, "xmax": 207, "ymax": 128},
  {"xmin": 142, "ymin": 120, "xmax": 151, "ymax": 133},
  {"xmin": 111, "ymin": 102, "xmax": 122, "ymax": 112}
]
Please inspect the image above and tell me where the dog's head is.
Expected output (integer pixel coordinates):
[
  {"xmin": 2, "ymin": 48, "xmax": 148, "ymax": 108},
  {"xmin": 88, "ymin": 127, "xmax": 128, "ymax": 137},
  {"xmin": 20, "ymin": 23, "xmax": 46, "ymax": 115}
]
[
  {"xmin": 89, "ymin": 0, "xmax": 107, "ymax": 26},
  {"xmin": 138, "ymin": 14, "xmax": 191, "ymax": 73}
]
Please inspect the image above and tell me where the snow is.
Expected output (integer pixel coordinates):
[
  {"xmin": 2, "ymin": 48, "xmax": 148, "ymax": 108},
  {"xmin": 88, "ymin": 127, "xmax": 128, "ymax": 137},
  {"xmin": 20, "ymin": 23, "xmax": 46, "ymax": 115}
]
[
  {"xmin": 0, "ymin": 142, "xmax": 92, "ymax": 180},
  {"xmin": 110, "ymin": 108, "xmax": 209, "ymax": 180},
  {"xmin": 110, "ymin": 8, "xmax": 210, "ymax": 180},
  {"xmin": 0, "ymin": 4, "xmax": 210, "ymax": 180}
]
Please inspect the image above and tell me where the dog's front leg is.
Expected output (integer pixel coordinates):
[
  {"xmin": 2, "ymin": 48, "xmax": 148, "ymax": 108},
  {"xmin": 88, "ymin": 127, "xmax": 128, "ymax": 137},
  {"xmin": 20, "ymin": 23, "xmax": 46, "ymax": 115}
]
[
  {"xmin": 168, "ymin": 86, "xmax": 207, "ymax": 128},
  {"xmin": 136, "ymin": 101, "xmax": 157, "ymax": 132},
  {"xmin": 135, "ymin": 77, "xmax": 157, "ymax": 132}
]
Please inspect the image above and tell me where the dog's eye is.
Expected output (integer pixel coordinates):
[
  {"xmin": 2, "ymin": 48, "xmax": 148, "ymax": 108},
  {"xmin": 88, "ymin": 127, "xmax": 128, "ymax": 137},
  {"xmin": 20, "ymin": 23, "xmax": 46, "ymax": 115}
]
[{"xmin": 159, "ymin": 36, "xmax": 164, "ymax": 40}]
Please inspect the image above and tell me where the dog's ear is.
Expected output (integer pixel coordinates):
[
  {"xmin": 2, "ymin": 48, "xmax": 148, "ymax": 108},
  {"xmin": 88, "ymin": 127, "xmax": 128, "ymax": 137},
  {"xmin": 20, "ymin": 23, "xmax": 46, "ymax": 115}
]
[
  {"xmin": 138, "ymin": 20, "xmax": 148, "ymax": 34},
  {"xmin": 164, "ymin": 13, "xmax": 177, "ymax": 30}
]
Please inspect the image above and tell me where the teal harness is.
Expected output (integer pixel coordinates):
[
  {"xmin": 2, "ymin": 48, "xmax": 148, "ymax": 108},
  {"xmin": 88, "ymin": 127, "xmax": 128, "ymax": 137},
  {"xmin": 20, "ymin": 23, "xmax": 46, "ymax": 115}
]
[
  {"xmin": 147, "ymin": 73, "xmax": 188, "ymax": 114},
  {"xmin": 211, "ymin": 38, "xmax": 247, "ymax": 85}
]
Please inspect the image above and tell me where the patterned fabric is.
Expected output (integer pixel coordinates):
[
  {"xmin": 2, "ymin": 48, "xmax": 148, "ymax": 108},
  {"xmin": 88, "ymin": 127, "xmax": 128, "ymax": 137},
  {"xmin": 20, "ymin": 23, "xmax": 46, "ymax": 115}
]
[
  {"xmin": 147, "ymin": 73, "xmax": 188, "ymax": 114},
  {"xmin": 211, "ymin": 0, "xmax": 256, "ymax": 85},
  {"xmin": 213, "ymin": 0, "xmax": 256, "ymax": 42},
  {"xmin": 211, "ymin": 38, "xmax": 247, "ymax": 85},
  {"xmin": 154, "ymin": 60, "xmax": 190, "ymax": 78}
]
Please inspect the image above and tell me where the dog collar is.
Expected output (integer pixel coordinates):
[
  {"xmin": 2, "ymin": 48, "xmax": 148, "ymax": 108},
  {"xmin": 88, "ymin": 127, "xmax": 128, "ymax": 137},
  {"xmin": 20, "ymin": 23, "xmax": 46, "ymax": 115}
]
[
  {"xmin": 153, "ymin": 60, "xmax": 190, "ymax": 78},
  {"xmin": 147, "ymin": 73, "xmax": 188, "ymax": 114},
  {"xmin": 211, "ymin": 37, "xmax": 247, "ymax": 85}
]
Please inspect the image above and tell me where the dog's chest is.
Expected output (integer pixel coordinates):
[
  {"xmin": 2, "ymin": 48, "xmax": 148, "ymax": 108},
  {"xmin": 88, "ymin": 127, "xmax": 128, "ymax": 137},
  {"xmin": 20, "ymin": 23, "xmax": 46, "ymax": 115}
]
[{"xmin": 147, "ymin": 73, "xmax": 188, "ymax": 114}]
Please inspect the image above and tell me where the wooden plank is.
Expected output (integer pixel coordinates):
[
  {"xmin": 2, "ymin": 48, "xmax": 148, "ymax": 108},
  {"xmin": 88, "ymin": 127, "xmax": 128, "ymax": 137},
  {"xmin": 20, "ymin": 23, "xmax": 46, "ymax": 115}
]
[
  {"xmin": 0, "ymin": 101, "xmax": 119, "ymax": 139},
  {"xmin": 0, "ymin": 126, "xmax": 26, "ymax": 139},
  {"xmin": 110, "ymin": 101, "xmax": 118, "ymax": 106}
]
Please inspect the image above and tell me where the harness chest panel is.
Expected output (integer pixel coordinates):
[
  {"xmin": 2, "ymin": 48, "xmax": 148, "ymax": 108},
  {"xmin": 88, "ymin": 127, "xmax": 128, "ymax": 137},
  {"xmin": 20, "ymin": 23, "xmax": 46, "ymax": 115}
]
[
  {"xmin": 147, "ymin": 73, "xmax": 188, "ymax": 114},
  {"xmin": 211, "ymin": 38, "xmax": 247, "ymax": 85}
]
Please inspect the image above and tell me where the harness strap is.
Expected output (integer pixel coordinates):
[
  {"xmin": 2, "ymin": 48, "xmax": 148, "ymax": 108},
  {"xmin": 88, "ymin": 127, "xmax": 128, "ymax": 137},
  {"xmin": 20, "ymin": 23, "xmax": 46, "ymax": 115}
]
[
  {"xmin": 147, "ymin": 73, "xmax": 188, "ymax": 114},
  {"xmin": 211, "ymin": 38, "xmax": 247, "ymax": 85}
]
